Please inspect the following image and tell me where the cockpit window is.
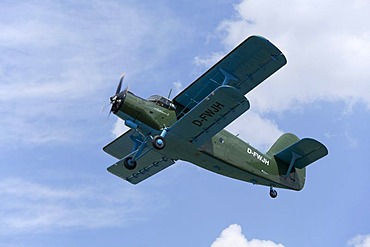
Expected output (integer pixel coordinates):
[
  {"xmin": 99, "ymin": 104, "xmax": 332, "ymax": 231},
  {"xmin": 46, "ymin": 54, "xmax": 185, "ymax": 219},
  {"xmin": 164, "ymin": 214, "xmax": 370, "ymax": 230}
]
[{"xmin": 148, "ymin": 95, "xmax": 176, "ymax": 110}]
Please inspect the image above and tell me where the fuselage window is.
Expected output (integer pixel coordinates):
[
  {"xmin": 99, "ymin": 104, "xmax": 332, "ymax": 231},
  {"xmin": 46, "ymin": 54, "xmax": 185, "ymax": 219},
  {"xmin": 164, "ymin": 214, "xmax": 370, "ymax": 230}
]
[{"xmin": 148, "ymin": 95, "xmax": 176, "ymax": 110}]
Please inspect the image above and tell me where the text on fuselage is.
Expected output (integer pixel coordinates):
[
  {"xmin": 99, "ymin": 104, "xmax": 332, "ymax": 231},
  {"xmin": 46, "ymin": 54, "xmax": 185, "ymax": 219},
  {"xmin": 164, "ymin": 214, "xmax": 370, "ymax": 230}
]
[
  {"xmin": 192, "ymin": 102, "xmax": 225, "ymax": 127},
  {"xmin": 247, "ymin": 147, "xmax": 270, "ymax": 166}
]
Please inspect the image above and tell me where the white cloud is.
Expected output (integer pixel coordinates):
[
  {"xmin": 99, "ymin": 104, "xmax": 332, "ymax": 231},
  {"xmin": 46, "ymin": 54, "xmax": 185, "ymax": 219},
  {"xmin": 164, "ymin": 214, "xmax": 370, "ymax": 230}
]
[
  {"xmin": 194, "ymin": 52, "xmax": 225, "ymax": 68},
  {"xmin": 226, "ymin": 110, "xmax": 283, "ymax": 151},
  {"xmin": 212, "ymin": 225, "xmax": 370, "ymax": 247},
  {"xmin": 112, "ymin": 119, "xmax": 129, "ymax": 138},
  {"xmin": 183, "ymin": 0, "xmax": 370, "ymax": 149},
  {"xmin": 348, "ymin": 234, "xmax": 370, "ymax": 247},
  {"xmin": 172, "ymin": 81, "xmax": 183, "ymax": 95},
  {"xmin": 0, "ymin": 1, "xmax": 186, "ymax": 149},
  {"xmin": 211, "ymin": 224, "xmax": 284, "ymax": 247},
  {"xmin": 216, "ymin": 0, "xmax": 370, "ymax": 112},
  {"xmin": 0, "ymin": 177, "xmax": 166, "ymax": 234}
]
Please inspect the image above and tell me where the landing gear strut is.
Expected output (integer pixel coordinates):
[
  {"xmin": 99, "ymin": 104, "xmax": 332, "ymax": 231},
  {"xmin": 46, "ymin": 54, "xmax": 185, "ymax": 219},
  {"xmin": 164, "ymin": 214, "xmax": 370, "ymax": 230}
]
[
  {"xmin": 118, "ymin": 128, "xmax": 168, "ymax": 171},
  {"xmin": 269, "ymin": 186, "xmax": 278, "ymax": 198}
]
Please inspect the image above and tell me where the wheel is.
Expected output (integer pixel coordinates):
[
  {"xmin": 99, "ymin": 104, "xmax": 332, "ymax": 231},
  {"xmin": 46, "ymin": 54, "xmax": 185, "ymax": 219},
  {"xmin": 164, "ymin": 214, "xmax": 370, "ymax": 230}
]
[
  {"xmin": 269, "ymin": 189, "xmax": 278, "ymax": 198},
  {"xmin": 152, "ymin": 135, "xmax": 166, "ymax": 150},
  {"xmin": 123, "ymin": 157, "xmax": 137, "ymax": 170}
]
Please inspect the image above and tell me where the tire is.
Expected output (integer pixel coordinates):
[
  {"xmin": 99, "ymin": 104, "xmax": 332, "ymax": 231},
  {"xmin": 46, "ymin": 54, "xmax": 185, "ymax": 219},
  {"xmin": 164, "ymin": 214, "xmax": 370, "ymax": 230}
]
[
  {"xmin": 123, "ymin": 157, "xmax": 137, "ymax": 170},
  {"xmin": 152, "ymin": 135, "xmax": 166, "ymax": 150},
  {"xmin": 269, "ymin": 189, "xmax": 278, "ymax": 198}
]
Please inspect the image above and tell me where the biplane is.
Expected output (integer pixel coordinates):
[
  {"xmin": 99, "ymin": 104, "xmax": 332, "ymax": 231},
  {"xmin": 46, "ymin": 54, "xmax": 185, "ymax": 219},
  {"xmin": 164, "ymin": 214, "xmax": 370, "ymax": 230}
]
[{"xmin": 103, "ymin": 35, "xmax": 328, "ymax": 198}]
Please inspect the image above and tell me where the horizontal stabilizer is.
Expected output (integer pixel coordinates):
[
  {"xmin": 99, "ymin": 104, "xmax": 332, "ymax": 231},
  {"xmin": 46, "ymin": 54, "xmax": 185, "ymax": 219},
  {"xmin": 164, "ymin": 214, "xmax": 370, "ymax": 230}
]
[{"xmin": 275, "ymin": 138, "xmax": 328, "ymax": 169}]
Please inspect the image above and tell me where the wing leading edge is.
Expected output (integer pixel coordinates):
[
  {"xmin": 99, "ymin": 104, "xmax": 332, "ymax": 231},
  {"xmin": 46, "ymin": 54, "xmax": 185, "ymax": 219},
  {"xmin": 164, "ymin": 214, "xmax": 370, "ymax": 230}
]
[{"xmin": 173, "ymin": 35, "xmax": 287, "ymax": 115}]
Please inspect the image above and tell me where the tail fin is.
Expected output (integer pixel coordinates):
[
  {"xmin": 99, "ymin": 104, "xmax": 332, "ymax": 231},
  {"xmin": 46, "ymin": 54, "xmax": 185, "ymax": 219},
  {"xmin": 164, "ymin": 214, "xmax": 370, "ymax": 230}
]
[
  {"xmin": 267, "ymin": 133, "xmax": 328, "ymax": 190},
  {"xmin": 266, "ymin": 133, "xmax": 300, "ymax": 157}
]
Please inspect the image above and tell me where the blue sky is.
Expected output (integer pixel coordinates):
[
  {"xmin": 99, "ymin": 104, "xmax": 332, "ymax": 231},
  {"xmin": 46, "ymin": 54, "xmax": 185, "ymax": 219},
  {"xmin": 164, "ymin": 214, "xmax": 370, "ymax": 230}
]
[{"xmin": 1, "ymin": 0, "xmax": 370, "ymax": 246}]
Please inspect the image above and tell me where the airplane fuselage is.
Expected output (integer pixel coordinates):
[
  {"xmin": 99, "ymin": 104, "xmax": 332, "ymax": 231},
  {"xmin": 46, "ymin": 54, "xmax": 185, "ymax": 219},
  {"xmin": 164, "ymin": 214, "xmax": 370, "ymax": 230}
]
[{"xmin": 114, "ymin": 92, "xmax": 305, "ymax": 191}]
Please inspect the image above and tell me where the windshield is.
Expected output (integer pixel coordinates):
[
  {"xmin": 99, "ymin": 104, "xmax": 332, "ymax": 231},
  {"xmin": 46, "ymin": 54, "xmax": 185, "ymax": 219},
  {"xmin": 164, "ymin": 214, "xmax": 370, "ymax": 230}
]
[{"xmin": 148, "ymin": 95, "xmax": 176, "ymax": 110}]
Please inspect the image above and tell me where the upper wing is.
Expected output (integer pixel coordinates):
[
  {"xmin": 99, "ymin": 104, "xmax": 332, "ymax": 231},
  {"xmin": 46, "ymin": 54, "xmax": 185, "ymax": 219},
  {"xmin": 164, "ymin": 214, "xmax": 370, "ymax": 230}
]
[
  {"xmin": 103, "ymin": 129, "xmax": 175, "ymax": 184},
  {"xmin": 173, "ymin": 35, "xmax": 286, "ymax": 114}
]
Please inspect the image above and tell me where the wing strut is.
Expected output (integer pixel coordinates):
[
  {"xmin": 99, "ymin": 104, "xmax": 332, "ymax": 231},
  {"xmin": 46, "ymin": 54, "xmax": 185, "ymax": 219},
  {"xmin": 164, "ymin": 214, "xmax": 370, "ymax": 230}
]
[
  {"xmin": 129, "ymin": 135, "xmax": 152, "ymax": 163},
  {"xmin": 220, "ymin": 68, "xmax": 239, "ymax": 85}
]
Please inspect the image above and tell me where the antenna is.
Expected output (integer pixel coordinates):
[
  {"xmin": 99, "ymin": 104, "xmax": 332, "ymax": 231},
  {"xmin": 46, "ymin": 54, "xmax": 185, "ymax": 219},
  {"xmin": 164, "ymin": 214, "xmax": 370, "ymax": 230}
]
[{"xmin": 167, "ymin": 88, "xmax": 173, "ymax": 99}]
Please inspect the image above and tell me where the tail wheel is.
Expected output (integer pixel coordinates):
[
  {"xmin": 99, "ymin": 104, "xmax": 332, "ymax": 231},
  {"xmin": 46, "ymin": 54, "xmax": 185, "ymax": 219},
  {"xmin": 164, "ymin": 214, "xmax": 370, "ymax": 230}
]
[
  {"xmin": 269, "ymin": 187, "xmax": 278, "ymax": 198},
  {"xmin": 152, "ymin": 135, "xmax": 166, "ymax": 150},
  {"xmin": 123, "ymin": 157, "xmax": 137, "ymax": 170}
]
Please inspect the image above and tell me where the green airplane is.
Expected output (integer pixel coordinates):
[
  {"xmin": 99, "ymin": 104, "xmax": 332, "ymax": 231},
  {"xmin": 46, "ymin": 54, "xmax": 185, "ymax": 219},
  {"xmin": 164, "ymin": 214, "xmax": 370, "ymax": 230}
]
[{"xmin": 103, "ymin": 35, "xmax": 328, "ymax": 198}]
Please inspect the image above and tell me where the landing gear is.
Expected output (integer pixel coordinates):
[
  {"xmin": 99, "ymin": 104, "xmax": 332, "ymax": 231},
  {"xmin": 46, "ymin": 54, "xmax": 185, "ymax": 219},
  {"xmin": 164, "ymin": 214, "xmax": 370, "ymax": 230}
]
[
  {"xmin": 269, "ymin": 186, "xmax": 278, "ymax": 198},
  {"xmin": 152, "ymin": 135, "xmax": 166, "ymax": 150},
  {"xmin": 123, "ymin": 157, "xmax": 137, "ymax": 170},
  {"xmin": 118, "ymin": 128, "xmax": 168, "ymax": 171}
]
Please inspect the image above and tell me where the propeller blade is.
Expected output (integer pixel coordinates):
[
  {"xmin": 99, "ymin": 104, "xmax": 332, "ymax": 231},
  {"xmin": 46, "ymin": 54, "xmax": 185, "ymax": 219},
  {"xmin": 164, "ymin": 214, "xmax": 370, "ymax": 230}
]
[
  {"xmin": 115, "ymin": 73, "xmax": 125, "ymax": 95},
  {"xmin": 100, "ymin": 103, "xmax": 110, "ymax": 114},
  {"xmin": 122, "ymin": 84, "xmax": 129, "ymax": 97}
]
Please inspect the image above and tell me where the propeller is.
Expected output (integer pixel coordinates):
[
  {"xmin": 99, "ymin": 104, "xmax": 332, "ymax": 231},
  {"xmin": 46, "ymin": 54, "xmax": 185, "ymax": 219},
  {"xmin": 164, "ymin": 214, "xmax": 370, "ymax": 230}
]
[{"xmin": 109, "ymin": 73, "xmax": 128, "ymax": 115}]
